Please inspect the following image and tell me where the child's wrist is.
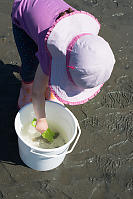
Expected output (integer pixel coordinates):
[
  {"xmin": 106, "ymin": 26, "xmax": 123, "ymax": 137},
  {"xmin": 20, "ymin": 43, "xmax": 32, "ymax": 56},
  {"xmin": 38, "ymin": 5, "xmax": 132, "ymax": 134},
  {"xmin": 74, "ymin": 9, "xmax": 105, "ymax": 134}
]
[{"xmin": 37, "ymin": 117, "xmax": 47, "ymax": 122}]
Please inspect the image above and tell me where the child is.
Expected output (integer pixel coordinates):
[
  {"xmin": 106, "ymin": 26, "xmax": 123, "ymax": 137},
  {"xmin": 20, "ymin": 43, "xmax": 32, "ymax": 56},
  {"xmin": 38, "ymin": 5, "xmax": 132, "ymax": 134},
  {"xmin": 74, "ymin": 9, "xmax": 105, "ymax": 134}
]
[{"xmin": 11, "ymin": 0, "xmax": 115, "ymax": 134}]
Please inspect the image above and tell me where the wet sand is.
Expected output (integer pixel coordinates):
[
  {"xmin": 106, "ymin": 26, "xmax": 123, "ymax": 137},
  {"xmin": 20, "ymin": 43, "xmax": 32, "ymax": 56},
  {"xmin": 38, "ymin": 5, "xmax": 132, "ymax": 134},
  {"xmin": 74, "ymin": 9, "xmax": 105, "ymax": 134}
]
[{"xmin": 0, "ymin": 0, "xmax": 133, "ymax": 198}]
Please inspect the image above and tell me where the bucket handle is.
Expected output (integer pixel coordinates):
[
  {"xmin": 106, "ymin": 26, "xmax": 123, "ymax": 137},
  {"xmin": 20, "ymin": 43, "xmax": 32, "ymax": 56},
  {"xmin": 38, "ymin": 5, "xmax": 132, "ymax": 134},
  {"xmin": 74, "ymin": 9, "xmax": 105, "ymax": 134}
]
[{"xmin": 30, "ymin": 119, "xmax": 81, "ymax": 158}]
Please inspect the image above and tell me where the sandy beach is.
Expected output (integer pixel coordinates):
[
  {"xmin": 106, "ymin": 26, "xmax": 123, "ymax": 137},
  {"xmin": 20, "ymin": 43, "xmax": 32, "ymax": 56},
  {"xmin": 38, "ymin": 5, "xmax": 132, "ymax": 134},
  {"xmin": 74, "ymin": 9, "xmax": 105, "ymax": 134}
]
[{"xmin": 0, "ymin": 0, "xmax": 133, "ymax": 198}]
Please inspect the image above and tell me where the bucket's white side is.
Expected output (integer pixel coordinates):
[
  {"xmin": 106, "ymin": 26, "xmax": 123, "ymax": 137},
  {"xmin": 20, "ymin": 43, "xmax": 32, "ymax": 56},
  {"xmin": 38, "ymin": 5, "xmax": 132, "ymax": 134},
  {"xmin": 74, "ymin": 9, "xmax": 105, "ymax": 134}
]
[
  {"xmin": 18, "ymin": 138, "xmax": 68, "ymax": 171},
  {"xmin": 15, "ymin": 101, "xmax": 81, "ymax": 171}
]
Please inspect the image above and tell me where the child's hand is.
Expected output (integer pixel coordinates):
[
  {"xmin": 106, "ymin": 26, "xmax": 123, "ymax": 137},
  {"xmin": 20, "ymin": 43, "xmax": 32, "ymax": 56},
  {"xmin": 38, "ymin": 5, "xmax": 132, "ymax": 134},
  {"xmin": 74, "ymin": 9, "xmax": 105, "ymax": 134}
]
[{"xmin": 35, "ymin": 118, "xmax": 48, "ymax": 134}]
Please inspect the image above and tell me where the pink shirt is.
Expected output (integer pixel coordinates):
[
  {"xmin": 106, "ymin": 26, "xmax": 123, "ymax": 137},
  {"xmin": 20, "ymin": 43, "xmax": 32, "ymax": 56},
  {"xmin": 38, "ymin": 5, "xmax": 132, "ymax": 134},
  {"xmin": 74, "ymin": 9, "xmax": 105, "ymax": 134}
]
[{"xmin": 12, "ymin": 0, "xmax": 75, "ymax": 75}]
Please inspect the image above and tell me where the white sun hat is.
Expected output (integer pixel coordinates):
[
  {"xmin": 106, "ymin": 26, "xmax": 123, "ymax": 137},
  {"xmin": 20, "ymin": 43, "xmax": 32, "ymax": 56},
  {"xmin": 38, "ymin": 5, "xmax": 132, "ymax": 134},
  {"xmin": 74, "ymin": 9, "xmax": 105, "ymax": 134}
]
[{"xmin": 45, "ymin": 11, "xmax": 115, "ymax": 105}]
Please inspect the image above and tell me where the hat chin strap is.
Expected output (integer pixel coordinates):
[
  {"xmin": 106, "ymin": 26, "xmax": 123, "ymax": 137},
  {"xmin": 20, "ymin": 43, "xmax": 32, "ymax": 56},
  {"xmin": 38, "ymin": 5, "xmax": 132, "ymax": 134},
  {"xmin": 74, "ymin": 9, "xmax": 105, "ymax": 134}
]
[
  {"xmin": 66, "ymin": 66, "xmax": 89, "ymax": 90},
  {"xmin": 66, "ymin": 65, "xmax": 77, "ymax": 87}
]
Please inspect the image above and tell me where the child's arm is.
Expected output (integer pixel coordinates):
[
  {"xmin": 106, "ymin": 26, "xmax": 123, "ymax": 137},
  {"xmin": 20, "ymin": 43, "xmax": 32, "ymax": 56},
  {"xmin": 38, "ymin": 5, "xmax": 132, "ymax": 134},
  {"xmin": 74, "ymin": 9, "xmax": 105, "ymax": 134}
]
[{"xmin": 32, "ymin": 64, "xmax": 49, "ymax": 134}]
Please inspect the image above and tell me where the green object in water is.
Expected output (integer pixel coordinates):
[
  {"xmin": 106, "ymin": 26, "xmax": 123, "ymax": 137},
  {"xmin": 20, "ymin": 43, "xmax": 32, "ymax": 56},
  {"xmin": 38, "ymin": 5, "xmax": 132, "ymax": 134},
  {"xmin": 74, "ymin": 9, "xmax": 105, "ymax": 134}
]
[
  {"xmin": 41, "ymin": 128, "xmax": 55, "ymax": 142},
  {"xmin": 32, "ymin": 118, "xmax": 37, "ymax": 127},
  {"xmin": 32, "ymin": 118, "xmax": 56, "ymax": 142}
]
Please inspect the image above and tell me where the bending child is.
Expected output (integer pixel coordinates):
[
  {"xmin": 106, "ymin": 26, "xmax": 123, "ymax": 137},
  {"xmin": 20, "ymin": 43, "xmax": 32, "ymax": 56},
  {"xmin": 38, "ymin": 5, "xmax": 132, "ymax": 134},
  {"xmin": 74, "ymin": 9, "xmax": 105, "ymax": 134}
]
[{"xmin": 11, "ymin": 0, "xmax": 115, "ymax": 134}]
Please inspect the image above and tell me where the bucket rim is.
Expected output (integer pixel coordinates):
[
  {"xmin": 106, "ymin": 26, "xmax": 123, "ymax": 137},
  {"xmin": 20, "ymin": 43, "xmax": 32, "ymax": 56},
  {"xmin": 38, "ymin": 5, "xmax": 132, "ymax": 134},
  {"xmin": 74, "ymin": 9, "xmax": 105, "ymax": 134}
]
[{"xmin": 15, "ymin": 102, "xmax": 78, "ymax": 152}]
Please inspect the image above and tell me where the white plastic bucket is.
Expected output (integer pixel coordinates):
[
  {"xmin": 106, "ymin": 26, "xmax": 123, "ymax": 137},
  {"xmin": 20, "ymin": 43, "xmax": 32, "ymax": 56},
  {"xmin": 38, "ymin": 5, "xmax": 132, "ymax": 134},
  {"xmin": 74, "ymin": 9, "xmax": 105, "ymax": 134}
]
[{"xmin": 15, "ymin": 101, "xmax": 81, "ymax": 171}]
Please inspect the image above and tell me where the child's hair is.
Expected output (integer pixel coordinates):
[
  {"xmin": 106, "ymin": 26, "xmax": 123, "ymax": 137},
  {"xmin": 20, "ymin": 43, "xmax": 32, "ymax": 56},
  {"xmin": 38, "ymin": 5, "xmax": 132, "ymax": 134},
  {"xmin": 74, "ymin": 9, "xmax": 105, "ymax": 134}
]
[{"xmin": 56, "ymin": 8, "xmax": 74, "ymax": 20}]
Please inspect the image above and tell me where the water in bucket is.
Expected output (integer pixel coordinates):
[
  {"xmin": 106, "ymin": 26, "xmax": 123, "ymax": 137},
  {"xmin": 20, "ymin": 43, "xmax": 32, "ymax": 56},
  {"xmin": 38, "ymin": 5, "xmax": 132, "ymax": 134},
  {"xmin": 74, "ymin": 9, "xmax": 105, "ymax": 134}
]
[
  {"xmin": 15, "ymin": 102, "xmax": 81, "ymax": 171},
  {"xmin": 21, "ymin": 120, "xmax": 68, "ymax": 149}
]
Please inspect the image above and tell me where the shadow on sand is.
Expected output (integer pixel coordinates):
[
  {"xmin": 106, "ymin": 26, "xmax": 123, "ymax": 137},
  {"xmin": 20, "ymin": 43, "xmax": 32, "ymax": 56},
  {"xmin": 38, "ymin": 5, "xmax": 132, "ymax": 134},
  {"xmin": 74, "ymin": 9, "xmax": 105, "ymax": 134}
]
[{"xmin": 0, "ymin": 60, "xmax": 25, "ymax": 166}]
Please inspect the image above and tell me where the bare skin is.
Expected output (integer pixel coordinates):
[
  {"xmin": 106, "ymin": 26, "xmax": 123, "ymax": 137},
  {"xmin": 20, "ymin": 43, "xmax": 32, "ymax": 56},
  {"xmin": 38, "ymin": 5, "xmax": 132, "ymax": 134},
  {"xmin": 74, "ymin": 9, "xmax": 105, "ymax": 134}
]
[
  {"xmin": 32, "ymin": 64, "xmax": 49, "ymax": 134},
  {"xmin": 31, "ymin": 8, "xmax": 74, "ymax": 134}
]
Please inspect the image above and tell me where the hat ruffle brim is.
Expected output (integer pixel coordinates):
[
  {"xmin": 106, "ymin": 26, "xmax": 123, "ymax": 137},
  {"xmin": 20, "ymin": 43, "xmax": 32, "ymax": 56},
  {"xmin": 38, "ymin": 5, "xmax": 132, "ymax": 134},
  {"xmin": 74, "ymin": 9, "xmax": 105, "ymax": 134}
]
[
  {"xmin": 49, "ymin": 56, "xmax": 103, "ymax": 105},
  {"xmin": 46, "ymin": 11, "xmax": 102, "ymax": 105}
]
